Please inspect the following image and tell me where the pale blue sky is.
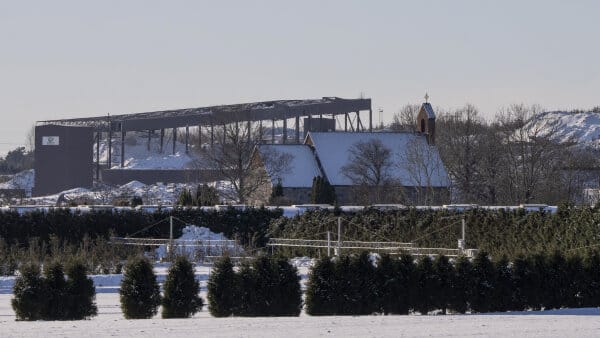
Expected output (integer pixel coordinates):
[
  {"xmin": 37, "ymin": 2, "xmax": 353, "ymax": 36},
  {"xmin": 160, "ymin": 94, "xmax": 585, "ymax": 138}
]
[{"xmin": 1, "ymin": 0, "xmax": 598, "ymax": 155}]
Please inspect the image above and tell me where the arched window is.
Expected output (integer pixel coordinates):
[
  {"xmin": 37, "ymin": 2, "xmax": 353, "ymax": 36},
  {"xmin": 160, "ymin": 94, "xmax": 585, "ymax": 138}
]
[{"xmin": 420, "ymin": 119, "xmax": 426, "ymax": 133}]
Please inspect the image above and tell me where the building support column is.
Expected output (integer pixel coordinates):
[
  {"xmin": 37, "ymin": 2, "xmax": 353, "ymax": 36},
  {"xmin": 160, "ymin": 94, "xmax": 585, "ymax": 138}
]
[
  {"xmin": 107, "ymin": 125, "xmax": 112, "ymax": 168},
  {"xmin": 295, "ymin": 115, "xmax": 300, "ymax": 143},
  {"xmin": 369, "ymin": 109, "xmax": 373, "ymax": 132},
  {"xmin": 210, "ymin": 123, "xmax": 214, "ymax": 147},
  {"xmin": 247, "ymin": 120, "xmax": 251, "ymax": 144},
  {"xmin": 172, "ymin": 127, "xmax": 177, "ymax": 154},
  {"xmin": 344, "ymin": 113, "xmax": 348, "ymax": 131},
  {"xmin": 259, "ymin": 120, "xmax": 263, "ymax": 143},
  {"xmin": 185, "ymin": 126, "xmax": 189, "ymax": 154},
  {"xmin": 96, "ymin": 131, "xmax": 100, "ymax": 180},
  {"xmin": 271, "ymin": 119, "xmax": 275, "ymax": 144},
  {"xmin": 160, "ymin": 129, "xmax": 164, "ymax": 153},
  {"xmin": 282, "ymin": 118, "xmax": 287, "ymax": 144},
  {"xmin": 120, "ymin": 126, "xmax": 125, "ymax": 168}
]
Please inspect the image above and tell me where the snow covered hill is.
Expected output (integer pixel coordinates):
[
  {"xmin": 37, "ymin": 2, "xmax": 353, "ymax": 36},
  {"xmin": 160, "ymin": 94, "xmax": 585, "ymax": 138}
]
[{"xmin": 524, "ymin": 110, "xmax": 600, "ymax": 149}]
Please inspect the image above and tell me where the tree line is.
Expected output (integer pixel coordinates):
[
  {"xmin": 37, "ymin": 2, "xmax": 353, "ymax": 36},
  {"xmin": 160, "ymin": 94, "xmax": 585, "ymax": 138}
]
[
  {"xmin": 306, "ymin": 250, "xmax": 600, "ymax": 315},
  {"xmin": 391, "ymin": 104, "xmax": 600, "ymax": 205},
  {"xmin": 269, "ymin": 206, "xmax": 600, "ymax": 259}
]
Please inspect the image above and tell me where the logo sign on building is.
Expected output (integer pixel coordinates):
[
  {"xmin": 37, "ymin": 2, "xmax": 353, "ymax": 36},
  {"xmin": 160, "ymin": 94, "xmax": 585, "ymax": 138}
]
[{"xmin": 42, "ymin": 136, "xmax": 60, "ymax": 146}]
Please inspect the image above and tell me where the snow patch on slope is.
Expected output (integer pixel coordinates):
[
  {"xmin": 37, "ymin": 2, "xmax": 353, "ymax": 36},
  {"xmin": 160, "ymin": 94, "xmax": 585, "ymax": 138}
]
[{"xmin": 526, "ymin": 110, "xmax": 600, "ymax": 149}]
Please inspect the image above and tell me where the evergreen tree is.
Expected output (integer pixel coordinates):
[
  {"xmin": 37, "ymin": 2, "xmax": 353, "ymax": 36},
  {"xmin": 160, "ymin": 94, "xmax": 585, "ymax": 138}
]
[
  {"xmin": 64, "ymin": 259, "xmax": 97, "ymax": 320},
  {"xmin": 310, "ymin": 176, "xmax": 336, "ymax": 204},
  {"xmin": 375, "ymin": 254, "xmax": 399, "ymax": 314},
  {"xmin": 196, "ymin": 184, "xmax": 220, "ymax": 206},
  {"xmin": 130, "ymin": 196, "xmax": 143, "ymax": 207},
  {"xmin": 493, "ymin": 255, "xmax": 513, "ymax": 312},
  {"xmin": 269, "ymin": 179, "xmax": 284, "ymax": 204},
  {"xmin": 207, "ymin": 256, "xmax": 237, "ymax": 317},
  {"xmin": 11, "ymin": 263, "xmax": 46, "ymax": 321},
  {"xmin": 433, "ymin": 255, "xmax": 454, "ymax": 314},
  {"xmin": 305, "ymin": 257, "xmax": 337, "ymax": 315},
  {"xmin": 545, "ymin": 251, "xmax": 568, "ymax": 309},
  {"xmin": 527, "ymin": 253, "xmax": 547, "ymax": 310},
  {"xmin": 414, "ymin": 256, "xmax": 437, "ymax": 315},
  {"xmin": 250, "ymin": 256, "xmax": 274, "ymax": 316},
  {"xmin": 177, "ymin": 188, "xmax": 194, "ymax": 206},
  {"xmin": 396, "ymin": 253, "xmax": 416, "ymax": 315},
  {"xmin": 351, "ymin": 252, "xmax": 377, "ymax": 315},
  {"xmin": 42, "ymin": 260, "xmax": 68, "ymax": 320},
  {"xmin": 511, "ymin": 255, "xmax": 532, "ymax": 311},
  {"xmin": 470, "ymin": 251, "xmax": 496, "ymax": 313},
  {"xmin": 565, "ymin": 254, "xmax": 585, "ymax": 308},
  {"xmin": 234, "ymin": 261, "xmax": 257, "ymax": 316},
  {"xmin": 582, "ymin": 251, "xmax": 600, "ymax": 307},
  {"xmin": 162, "ymin": 256, "xmax": 203, "ymax": 318},
  {"xmin": 270, "ymin": 256, "xmax": 302, "ymax": 316},
  {"xmin": 119, "ymin": 257, "xmax": 161, "ymax": 319},
  {"xmin": 449, "ymin": 255, "xmax": 472, "ymax": 314}
]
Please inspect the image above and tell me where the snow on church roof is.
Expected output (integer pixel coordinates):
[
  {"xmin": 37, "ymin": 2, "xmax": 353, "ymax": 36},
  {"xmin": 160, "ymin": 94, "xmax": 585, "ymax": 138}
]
[
  {"xmin": 421, "ymin": 102, "xmax": 436, "ymax": 119},
  {"xmin": 306, "ymin": 132, "xmax": 449, "ymax": 187},
  {"xmin": 257, "ymin": 144, "xmax": 322, "ymax": 188}
]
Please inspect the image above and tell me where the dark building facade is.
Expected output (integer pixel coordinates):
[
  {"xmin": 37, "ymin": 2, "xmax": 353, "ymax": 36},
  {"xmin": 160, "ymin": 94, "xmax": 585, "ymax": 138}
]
[{"xmin": 33, "ymin": 125, "xmax": 93, "ymax": 196}]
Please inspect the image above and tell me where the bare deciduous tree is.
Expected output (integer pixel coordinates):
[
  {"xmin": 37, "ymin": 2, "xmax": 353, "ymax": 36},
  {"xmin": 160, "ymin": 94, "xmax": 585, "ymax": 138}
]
[
  {"xmin": 200, "ymin": 122, "xmax": 291, "ymax": 204},
  {"xmin": 341, "ymin": 139, "xmax": 402, "ymax": 203},
  {"xmin": 401, "ymin": 138, "xmax": 448, "ymax": 205},
  {"xmin": 390, "ymin": 104, "xmax": 420, "ymax": 131}
]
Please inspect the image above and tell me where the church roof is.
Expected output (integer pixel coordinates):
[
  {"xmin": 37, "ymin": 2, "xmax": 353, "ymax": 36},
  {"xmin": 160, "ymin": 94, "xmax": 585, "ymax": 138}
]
[
  {"xmin": 306, "ymin": 132, "xmax": 449, "ymax": 187},
  {"xmin": 421, "ymin": 102, "xmax": 436, "ymax": 119},
  {"xmin": 256, "ymin": 144, "xmax": 322, "ymax": 188}
]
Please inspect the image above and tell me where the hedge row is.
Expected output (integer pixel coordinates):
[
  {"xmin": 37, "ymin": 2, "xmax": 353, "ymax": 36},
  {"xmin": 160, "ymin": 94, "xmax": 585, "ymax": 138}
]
[
  {"xmin": 0, "ymin": 207, "xmax": 282, "ymax": 249},
  {"xmin": 306, "ymin": 251, "xmax": 600, "ymax": 315},
  {"xmin": 207, "ymin": 256, "xmax": 302, "ymax": 317}
]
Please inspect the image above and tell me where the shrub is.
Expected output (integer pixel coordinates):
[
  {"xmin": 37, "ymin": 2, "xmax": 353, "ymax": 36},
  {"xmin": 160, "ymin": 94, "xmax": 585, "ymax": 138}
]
[
  {"xmin": 414, "ymin": 256, "xmax": 437, "ymax": 315},
  {"xmin": 470, "ymin": 251, "xmax": 496, "ymax": 313},
  {"xmin": 207, "ymin": 256, "xmax": 237, "ymax": 317},
  {"xmin": 130, "ymin": 196, "xmax": 144, "ymax": 207},
  {"xmin": 64, "ymin": 259, "xmax": 97, "ymax": 320},
  {"xmin": 119, "ymin": 257, "xmax": 161, "ymax": 319},
  {"xmin": 162, "ymin": 256, "xmax": 203, "ymax": 318},
  {"xmin": 11, "ymin": 263, "xmax": 46, "ymax": 321},
  {"xmin": 42, "ymin": 261, "xmax": 68, "ymax": 320},
  {"xmin": 268, "ymin": 256, "xmax": 302, "ymax": 316},
  {"xmin": 177, "ymin": 188, "xmax": 194, "ymax": 206},
  {"xmin": 449, "ymin": 255, "xmax": 472, "ymax": 314},
  {"xmin": 305, "ymin": 257, "xmax": 337, "ymax": 315},
  {"xmin": 433, "ymin": 255, "xmax": 454, "ymax": 314},
  {"xmin": 196, "ymin": 184, "xmax": 220, "ymax": 206}
]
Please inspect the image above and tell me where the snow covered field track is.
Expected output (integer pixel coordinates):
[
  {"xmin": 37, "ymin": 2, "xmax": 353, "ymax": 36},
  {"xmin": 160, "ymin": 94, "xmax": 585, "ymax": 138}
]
[{"xmin": 1, "ymin": 293, "xmax": 600, "ymax": 338}]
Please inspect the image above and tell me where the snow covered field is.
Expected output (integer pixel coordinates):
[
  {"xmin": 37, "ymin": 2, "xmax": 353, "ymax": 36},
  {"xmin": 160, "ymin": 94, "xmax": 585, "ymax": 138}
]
[{"xmin": 1, "ymin": 293, "xmax": 600, "ymax": 337}]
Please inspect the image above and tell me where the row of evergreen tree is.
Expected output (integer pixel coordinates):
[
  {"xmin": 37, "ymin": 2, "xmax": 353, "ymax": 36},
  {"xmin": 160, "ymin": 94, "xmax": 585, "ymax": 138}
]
[
  {"xmin": 269, "ymin": 205, "xmax": 600, "ymax": 258},
  {"xmin": 119, "ymin": 256, "xmax": 203, "ymax": 319},
  {"xmin": 0, "ymin": 206, "xmax": 282, "ymax": 252},
  {"xmin": 306, "ymin": 250, "xmax": 600, "ymax": 315},
  {"xmin": 207, "ymin": 256, "xmax": 302, "ymax": 317},
  {"xmin": 11, "ymin": 260, "xmax": 97, "ymax": 320}
]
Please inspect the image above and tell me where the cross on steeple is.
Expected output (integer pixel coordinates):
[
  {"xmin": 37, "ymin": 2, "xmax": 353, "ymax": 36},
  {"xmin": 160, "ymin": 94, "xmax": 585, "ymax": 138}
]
[{"xmin": 424, "ymin": 92, "xmax": 430, "ymax": 103}]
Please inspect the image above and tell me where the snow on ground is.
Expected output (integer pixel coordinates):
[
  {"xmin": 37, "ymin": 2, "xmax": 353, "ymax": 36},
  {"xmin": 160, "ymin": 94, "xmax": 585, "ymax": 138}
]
[
  {"xmin": 0, "ymin": 169, "xmax": 34, "ymax": 195},
  {"xmin": 22, "ymin": 180, "xmax": 237, "ymax": 206},
  {"xmin": 525, "ymin": 110, "xmax": 600, "ymax": 149},
  {"xmin": 96, "ymin": 135, "xmax": 198, "ymax": 170},
  {"xmin": 1, "ymin": 292, "xmax": 600, "ymax": 337},
  {"xmin": 155, "ymin": 225, "xmax": 243, "ymax": 260},
  {"xmin": 1, "ymin": 259, "xmax": 600, "ymax": 337}
]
